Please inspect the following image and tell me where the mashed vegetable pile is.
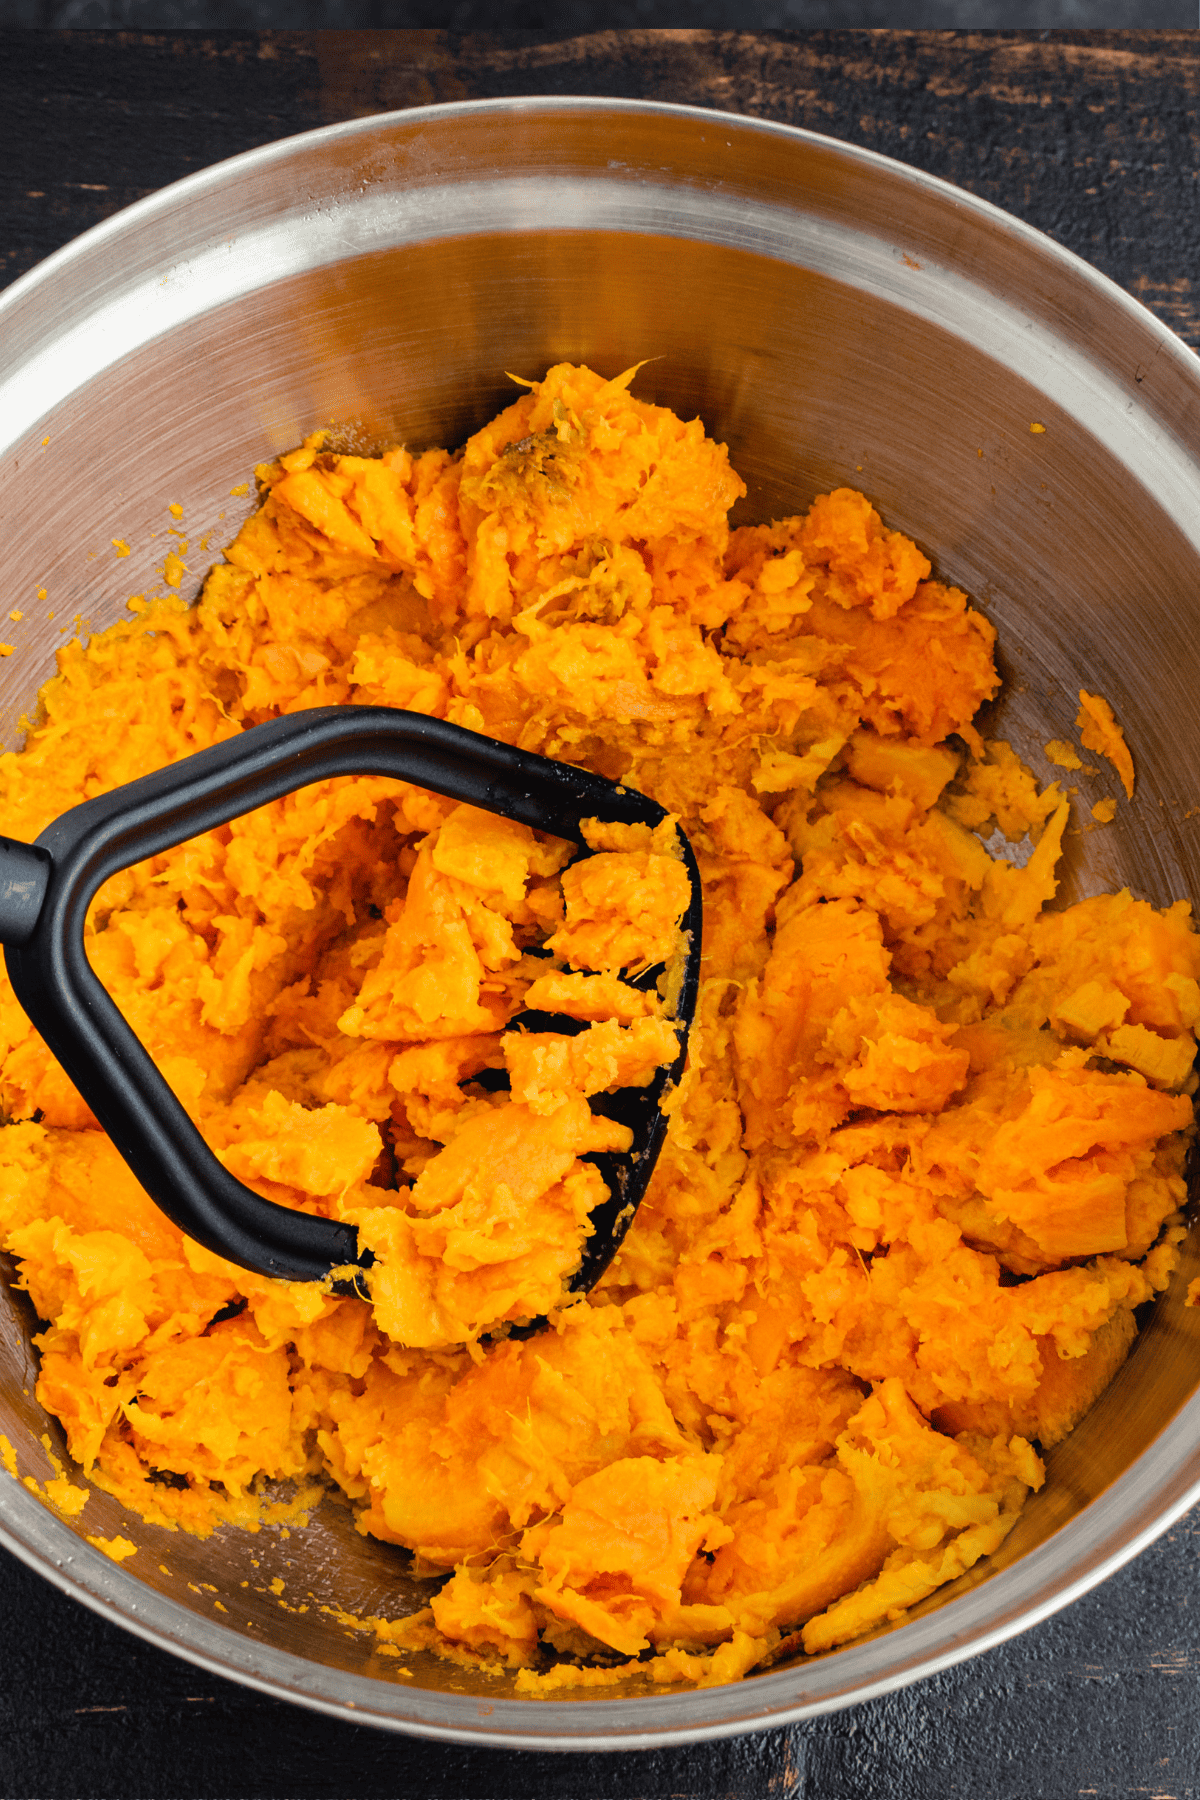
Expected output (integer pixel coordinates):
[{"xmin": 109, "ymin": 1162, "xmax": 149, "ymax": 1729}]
[{"xmin": 0, "ymin": 362, "xmax": 1197, "ymax": 1691}]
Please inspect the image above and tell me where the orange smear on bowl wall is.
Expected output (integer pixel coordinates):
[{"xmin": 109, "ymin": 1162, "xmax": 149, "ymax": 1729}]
[{"xmin": 1078, "ymin": 689, "xmax": 1135, "ymax": 799}]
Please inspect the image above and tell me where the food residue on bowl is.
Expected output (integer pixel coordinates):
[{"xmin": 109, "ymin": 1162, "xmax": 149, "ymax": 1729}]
[
  {"xmin": 0, "ymin": 363, "xmax": 1195, "ymax": 1691},
  {"xmin": 86, "ymin": 1532, "xmax": 138, "ymax": 1562},
  {"xmin": 1078, "ymin": 689, "xmax": 1135, "ymax": 800}
]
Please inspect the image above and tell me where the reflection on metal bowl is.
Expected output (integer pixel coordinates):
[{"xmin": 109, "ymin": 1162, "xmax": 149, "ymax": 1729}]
[{"xmin": 1, "ymin": 98, "xmax": 1199, "ymax": 1750}]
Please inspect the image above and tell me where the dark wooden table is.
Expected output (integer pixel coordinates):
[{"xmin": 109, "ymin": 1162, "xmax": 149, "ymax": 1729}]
[{"xmin": 3, "ymin": 29, "xmax": 1200, "ymax": 1800}]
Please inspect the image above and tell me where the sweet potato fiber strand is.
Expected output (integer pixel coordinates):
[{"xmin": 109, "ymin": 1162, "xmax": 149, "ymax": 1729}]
[{"xmin": 0, "ymin": 364, "xmax": 1196, "ymax": 1691}]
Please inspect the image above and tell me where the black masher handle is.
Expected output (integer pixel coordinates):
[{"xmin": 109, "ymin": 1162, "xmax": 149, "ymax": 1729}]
[{"xmin": 0, "ymin": 707, "xmax": 684, "ymax": 1283}]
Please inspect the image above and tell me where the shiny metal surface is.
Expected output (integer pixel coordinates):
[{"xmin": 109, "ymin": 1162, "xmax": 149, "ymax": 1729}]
[{"xmin": 2, "ymin": 98, "xmax": 1200, "ymax": 1750}]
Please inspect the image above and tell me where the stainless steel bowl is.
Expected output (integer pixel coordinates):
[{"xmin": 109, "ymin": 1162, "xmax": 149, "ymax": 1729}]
[{"xmin": 2, "ymin": 97, "xmax": 1200, "ymax": 1750}]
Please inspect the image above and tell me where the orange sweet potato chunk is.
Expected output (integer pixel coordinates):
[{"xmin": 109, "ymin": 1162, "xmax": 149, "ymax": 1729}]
[
  {"xmin": 526, "ymin": 1452, "xmax": 724, "ymax": 1655},
  {"xmin": 548, "ymin": 850, "xmax": 691, "ymax": 976},
  {"xmin": 505, "ymin": 1017, "xmax": 680, "ymax": 1115},
  {"xmin": 352, "ymin": 1099, "xmax": 632, "ymax": 1348},
  {"xmin": 977, "ymin": 1065, "xmax": 1192, "ymax": 1260}
]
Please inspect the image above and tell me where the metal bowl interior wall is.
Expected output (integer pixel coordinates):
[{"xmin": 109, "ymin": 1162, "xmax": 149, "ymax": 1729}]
[{"xmin": 2, "ymin": 97, "xmax": 1200, "ymax": 1748}]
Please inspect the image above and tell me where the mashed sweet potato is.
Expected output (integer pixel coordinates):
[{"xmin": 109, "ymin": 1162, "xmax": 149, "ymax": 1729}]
[{"xmin": 0, "ymin": 362, "xmax": 1195, "ymax": 1689}]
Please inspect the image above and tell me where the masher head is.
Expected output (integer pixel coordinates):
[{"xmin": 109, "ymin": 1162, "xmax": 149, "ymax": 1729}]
[{"xmin": 0, "ymin": 707, "xmax": 701, "ymax": 1306}]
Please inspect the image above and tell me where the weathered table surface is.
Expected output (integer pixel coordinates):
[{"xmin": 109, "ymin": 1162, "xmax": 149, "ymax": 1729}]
[{"xmin": 2, "ymin": 29, "xmax": 1200, "ymax": 1800}]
